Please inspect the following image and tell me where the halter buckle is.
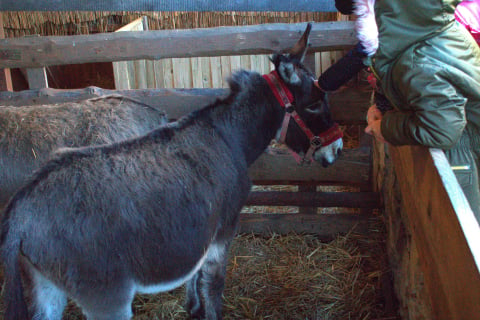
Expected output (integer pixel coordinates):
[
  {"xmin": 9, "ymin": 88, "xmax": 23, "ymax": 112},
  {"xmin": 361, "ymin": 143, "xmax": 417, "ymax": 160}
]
[{"xmin": 310, "ymin": 136, "xmax": 322, "ymax": 148}]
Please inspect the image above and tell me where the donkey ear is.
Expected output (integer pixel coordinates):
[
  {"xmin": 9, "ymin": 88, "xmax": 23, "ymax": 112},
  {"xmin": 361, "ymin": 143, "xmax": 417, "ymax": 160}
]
[{"xmin": 288, "ymin": 22, "xmax": 312, "ymax": 62}]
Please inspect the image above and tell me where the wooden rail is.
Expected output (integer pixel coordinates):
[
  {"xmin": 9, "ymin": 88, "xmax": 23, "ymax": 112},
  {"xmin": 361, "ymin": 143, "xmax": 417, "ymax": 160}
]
[
  {"xmin": 0, "ymin": 22, "xmax": 356, "ymax": 69},
  {"xmin": 0, "ymin": 85, "xmax": 371, "ymax": 125}
]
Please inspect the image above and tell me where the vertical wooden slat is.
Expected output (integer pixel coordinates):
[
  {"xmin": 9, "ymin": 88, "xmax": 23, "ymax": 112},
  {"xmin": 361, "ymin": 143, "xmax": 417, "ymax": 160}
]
[
  {"xmin": 210, "ymin": 56, "xmax": 223, "ymax": 88},
  {"xmin": 26, "ymin": 67, "xmax": 48, "ymax": 89},
  {"xmin": 314, "ymin": 52, "xmax": 321, "ymax": 77},
  {"xmin": 320, "ymin": 51, "xmax": 333, "ymax": 74},
  {"xmin": 220, "ymin": 56, "xmax": 232, "ymax": 88},
  {"xmin": 0, "ymin": 12, "xmax": 13, "ymax": 91},
  {"xmin": 230, "ymin": 55, "xmax": 242, "ymax": 73},
  {"xmin": 113, "ymin": 61, "xmax": 130, "ymax": 89},
  {"xmin": 299, "ymin": 185, "xmax": 317, "ymax": 214},
  {"xmin": 303, "ymin": 52, "xmax": 316, "ymax": 75},
  {"xmin": 172, "ymin": 58, "xmax": 192, "ymax": 88},
  {"xmin": 161, "ymin": 59, "xmax": 174, "ymax": 88},
  {"xmin": 134, "ymin": 60, "xmax": 148, "ymax": 89}
]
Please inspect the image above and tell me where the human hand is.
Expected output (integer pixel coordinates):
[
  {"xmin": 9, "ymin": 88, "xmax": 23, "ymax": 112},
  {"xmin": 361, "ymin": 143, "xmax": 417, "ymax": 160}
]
[
  {"xmin": 366, "ymin": 105, "xmax": 382, "ymax": 124},
  {"xmin": 365, "ymin": 105, "xmax": 387, "ymax": 143},
  {"xmin": 365, "ymin": 120, "xmax": 386, "ymax": 143}
]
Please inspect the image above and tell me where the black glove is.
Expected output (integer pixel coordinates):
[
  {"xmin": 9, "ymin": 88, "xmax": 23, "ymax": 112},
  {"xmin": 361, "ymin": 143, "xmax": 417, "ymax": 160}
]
[
  {"xmin": 335, "ymin": 0, "xmax": 355, "ymax": 15},
  {"xmin": 318, "ymin": 43, "xmax": 368, "ymax": 91}
]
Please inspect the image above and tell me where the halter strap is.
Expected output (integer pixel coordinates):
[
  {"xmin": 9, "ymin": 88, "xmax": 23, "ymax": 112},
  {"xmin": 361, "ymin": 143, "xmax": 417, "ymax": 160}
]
[
  {"xmin": 262, "ymin": 70, "xmax": 294, "ymax": 108},
  {"xmin": 262, "ymin": 71, "xmax": 343, "ymax": 164}
]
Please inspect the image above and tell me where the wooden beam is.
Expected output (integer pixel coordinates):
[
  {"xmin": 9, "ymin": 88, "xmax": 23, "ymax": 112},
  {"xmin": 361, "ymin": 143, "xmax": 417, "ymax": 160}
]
[
  {"xmin": 0, "ymin": 12, "xmax": 12, "ymax": 91},
  {"xmin": 249, "ymin": 148, "xmax": 371, "ymax": 185},
  {"xmin": 26, "ymin": 67, "xmax": 48, "ymax": 89},
  {"xmin": 390, "ymin": 145, "xmax": 480, "ymax": 320},
  {"xmin": 0, "ymin": 67, "xmax": 12, "ymax": 91},
  {"xmin": 238, "ymin": 213, "xmax": 371, "ymax": 236},
  {"xmin": 0, "ymin": 22, "xmax": 356, "ymax": 69},
  {"xmin": 246, "ymin": 191, "xmax": 381, "ymax": 208},
  {"xmin": 0, "ymin": 0, "xmax": 337, "ymax": 12},
  {"xmin": 0, "ymin": 86, "xmax": 369, "ymax": 125}
]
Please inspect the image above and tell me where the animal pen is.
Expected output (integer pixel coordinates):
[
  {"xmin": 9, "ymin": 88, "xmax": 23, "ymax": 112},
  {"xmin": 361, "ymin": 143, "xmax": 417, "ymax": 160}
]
[{"xmin": 0, "ymin": 3, "xmax": 479, "ymax": 320}]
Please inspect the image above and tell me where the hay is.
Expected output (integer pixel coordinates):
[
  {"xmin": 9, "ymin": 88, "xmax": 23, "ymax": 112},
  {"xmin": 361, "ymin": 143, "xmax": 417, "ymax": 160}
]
[{"xmin": 3, "ymin": 217, "xmax": 397, "ymax": 319}]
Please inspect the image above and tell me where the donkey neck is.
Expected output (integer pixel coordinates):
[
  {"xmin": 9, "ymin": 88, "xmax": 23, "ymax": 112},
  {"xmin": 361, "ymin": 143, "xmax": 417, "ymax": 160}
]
[{"xmin": 209, "ymin": 72, "xmax": 286, "ymax": 167}]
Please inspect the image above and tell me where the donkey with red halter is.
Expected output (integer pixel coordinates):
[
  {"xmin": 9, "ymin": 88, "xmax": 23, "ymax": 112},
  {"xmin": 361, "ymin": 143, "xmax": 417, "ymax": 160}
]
[{"xmin": 1, "ymin": 24, "xmax": 342, "ymax": 320}]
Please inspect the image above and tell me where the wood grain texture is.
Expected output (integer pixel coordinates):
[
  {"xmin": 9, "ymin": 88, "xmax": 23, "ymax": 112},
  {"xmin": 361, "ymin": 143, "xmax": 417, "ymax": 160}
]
[{"xmin": 0, "ymin": 22, "xmax": 356, "ymax": 69}]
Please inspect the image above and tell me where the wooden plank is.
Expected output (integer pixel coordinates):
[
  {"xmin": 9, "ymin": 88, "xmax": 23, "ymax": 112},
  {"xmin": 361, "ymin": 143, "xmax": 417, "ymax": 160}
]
[
  {"xmin": 210, "ymin": 56, "xmax": 223, "ymax": 88},
  {"xmin": 145, "ymin": 59, "xmax": 156, "ymax": 88},
  {"xmin": 320, "ymin": 51, "xmax": 333, "ymax": 73},
  {"xmin": 0, "ymin": 22, "xmax": 356, "ymax": 69},
  {"xmin": 390, "ymin": 145, "xmax": 480, "ymax": 320},
  {"xmin": 1, "ymin": 0, "xmax": 338, "ymax": 12},
  {"xmin": 0, "ymin": 67, "xmax": 12, "ymax": 91},
  {"xmin": 156, "ymin": 59, "xmax": 174, "ymax": 88},
  {"xmin": 238, "ymin": 213, "xmax": 371, "ymax": 236},
  {"xmin": 113, "ymin": 17, "xmax": 149, "ymax": 90},
  {"xmin": 246, "ymin": 191, "xmax": 381, "ymax": 208},
  {"xmin": 249, "ymin": 148, "xmax": 371, "ymax": 185},
  {"xmin": 220, "ymin": 56, "xmax": 232, "ymax": 88},
  {"xmin": 0, "ymin": 86, "xmax": 370, "ymax": 124},
  {"xmin": 26, "ymin": 67, "xmax": 48, "ymax": 89},
  {"xmin": 230, "ymin": 55, "xmax": 242, "ymax": 74},
  {"xmin": 298, "ymin": 185, "xmax": 317, "ymax": 214},
  {"xmin": 113, "ymin": 61, "xmax": 130, "ymax": 89},
  {"xmin": 0, "ymin": 12, "xmax": 12, "ymax": 91},
  {"xmin": 171, "ymin": 58, "xmax": 192, "ymax": 88}
]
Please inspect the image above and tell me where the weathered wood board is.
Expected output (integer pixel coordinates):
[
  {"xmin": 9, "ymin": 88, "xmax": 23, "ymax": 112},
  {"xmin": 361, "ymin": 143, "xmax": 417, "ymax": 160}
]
[{"xmin": 0, "ymin": 22, "xmax": 356, "ymax": 69}]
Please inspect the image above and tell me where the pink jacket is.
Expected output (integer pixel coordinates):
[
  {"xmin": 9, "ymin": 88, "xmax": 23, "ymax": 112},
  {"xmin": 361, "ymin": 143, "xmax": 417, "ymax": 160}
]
[{"xmin": 455, "ymin": 0, "xmax": 480, "ymax": 45}]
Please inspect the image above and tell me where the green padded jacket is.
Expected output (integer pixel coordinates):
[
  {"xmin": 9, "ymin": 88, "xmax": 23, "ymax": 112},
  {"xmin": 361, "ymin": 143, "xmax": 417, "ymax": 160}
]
[{"xmin": 373, "ymin": 0, "xmax": 480, "ymax": 149}]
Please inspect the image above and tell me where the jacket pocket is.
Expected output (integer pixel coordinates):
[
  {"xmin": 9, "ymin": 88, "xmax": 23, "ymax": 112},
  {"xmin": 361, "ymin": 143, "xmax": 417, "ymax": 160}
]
[{"xmin": 452, "ymin": 165, "xmax": 473, "ymax": 186}]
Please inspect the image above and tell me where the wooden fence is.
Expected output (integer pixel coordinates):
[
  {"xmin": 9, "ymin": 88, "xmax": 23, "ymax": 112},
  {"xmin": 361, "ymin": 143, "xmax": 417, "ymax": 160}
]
[
  {"xmin": 0, "ymin": 21, "xmax": 375, "ymax": 237},
  {"xmin": 112, "ymin": 17, "xmax": 348, "ymax": 90}
]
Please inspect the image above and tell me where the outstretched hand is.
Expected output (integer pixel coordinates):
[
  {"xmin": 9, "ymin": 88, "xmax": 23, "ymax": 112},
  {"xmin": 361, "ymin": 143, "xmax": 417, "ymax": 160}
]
[{"xmin": 364, "ymin": 105, "xmax": 387, "ymax": 143}]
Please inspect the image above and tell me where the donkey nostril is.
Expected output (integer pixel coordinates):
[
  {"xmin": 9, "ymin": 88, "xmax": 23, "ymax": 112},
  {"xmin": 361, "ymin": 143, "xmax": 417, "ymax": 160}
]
[
  {"xmin": 337, "ymin": 149, "xmax": 342, "ymax": 157},
  {"xmin": 321, "ymin": 159, "xmax": 330, "ymax": 168}
]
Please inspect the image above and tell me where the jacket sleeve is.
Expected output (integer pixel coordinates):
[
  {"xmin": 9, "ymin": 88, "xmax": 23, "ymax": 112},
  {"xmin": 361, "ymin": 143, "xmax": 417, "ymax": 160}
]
[{"xmin": 380, "ymin": 63, "xmax": 467, "ymax": 149}]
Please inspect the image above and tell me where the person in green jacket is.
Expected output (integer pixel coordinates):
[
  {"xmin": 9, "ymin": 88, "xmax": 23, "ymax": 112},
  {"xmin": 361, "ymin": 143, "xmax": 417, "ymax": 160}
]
[{"xmin": 361, "ymin": 0, "xmax": 480, "ymax": 221}]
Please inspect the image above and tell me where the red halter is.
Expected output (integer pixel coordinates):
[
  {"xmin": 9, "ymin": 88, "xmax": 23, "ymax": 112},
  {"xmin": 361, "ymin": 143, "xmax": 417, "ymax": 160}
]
[{"xmin": 262, "ymin": 71, "xmax": 343, "ymax": 164}]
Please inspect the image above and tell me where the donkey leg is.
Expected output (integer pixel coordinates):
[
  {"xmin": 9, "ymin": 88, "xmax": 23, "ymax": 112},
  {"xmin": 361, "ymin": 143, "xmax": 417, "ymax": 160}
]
[
  {"xmin": 199, "ymin": 241, "xmax": 230, "ymax": 320},
  {"xmin": 30, "ymin": 269, "xmax": 67, "ymax": 320},
  {"xmin": 185, "ymin": 271, "xmax": 205, "ymax": 319}
]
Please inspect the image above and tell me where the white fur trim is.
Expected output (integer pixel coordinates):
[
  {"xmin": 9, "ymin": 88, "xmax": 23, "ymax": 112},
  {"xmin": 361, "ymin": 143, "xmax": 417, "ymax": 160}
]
[{"xmin": 354, "ymin": 0, "xmax": 378, "ymax": 56}]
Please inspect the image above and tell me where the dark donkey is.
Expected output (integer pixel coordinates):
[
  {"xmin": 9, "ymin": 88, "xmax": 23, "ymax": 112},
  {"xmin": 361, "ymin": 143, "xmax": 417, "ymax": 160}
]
[
  {"xmin": 0, "ymin": 95, "xmax": 167, "ymax": 207},
  {"xmin": 1, "ymin": 24, "xmax": 342, "ymax": 320}
]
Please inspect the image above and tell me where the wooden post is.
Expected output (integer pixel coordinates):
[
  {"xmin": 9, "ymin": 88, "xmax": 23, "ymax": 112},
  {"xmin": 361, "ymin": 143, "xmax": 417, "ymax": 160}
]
[
  {"xmin": 26, "ymin": 67, "xmax": 48, "ymax": 89},
  {"xmin": 299, "ymin": 185, "xmax": 318, "ymax": 214},
  {"xmin": 0, "ymin": 12, "xmax": 12, "ymax": 91}
]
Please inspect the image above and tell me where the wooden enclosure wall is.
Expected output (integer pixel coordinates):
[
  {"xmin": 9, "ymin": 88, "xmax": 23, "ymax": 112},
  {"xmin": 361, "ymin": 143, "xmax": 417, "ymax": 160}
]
[{"xmin": 372, "ymin": 141, "xmax": 480, "ymax": 319}]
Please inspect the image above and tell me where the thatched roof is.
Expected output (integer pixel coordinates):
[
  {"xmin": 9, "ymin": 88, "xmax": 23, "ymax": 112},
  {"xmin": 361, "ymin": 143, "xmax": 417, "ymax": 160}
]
[{"xmin": 1, "ymin": 11, "xmax": 342, "ymax": 37}]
